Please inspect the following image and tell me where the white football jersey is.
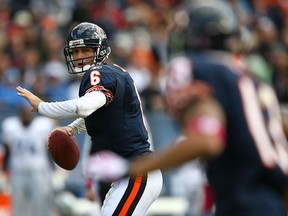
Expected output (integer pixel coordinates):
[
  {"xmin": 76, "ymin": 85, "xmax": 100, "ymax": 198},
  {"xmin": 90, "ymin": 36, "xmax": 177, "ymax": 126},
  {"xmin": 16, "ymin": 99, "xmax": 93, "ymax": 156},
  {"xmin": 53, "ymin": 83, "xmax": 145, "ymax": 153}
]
[{"xmin": 1, "ymin": 116, "xmax": 57, "ymax": 171}]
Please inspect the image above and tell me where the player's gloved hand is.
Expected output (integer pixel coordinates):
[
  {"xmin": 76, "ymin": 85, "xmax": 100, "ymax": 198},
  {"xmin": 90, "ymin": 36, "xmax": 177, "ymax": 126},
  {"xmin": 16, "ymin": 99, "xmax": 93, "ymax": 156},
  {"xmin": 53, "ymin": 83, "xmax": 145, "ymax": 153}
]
[{"xmin": 83, "ymin": 150, "xmax": 129, "ymax": 182}]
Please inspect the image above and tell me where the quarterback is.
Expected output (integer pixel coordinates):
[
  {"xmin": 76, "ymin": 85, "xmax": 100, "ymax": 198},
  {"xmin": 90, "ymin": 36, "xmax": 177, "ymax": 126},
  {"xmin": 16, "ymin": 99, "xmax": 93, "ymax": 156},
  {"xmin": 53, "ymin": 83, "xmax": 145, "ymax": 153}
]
[{"xmin": 17, "ymin": 22, "xmax": 162, "ymax": 216}]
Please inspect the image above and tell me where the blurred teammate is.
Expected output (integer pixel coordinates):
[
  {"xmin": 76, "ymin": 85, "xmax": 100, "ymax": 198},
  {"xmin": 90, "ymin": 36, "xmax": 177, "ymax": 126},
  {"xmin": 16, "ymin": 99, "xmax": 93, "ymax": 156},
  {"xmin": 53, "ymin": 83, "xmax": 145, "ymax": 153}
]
[
  {"xmin": 1, "ymin": 105, "xmax": 57, "ymax": 216},
  {"xmin": 16, "ymin": 22, "xmax": 162, "ymax": 216},
  {"xmin": 83, "ymin": 1, "xmax": 288, "ymax": 216}
]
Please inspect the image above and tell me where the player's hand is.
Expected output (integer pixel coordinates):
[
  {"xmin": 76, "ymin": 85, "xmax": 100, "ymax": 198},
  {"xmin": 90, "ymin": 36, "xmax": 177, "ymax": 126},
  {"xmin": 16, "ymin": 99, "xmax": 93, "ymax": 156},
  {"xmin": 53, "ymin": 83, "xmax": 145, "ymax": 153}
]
[
  {"xmin": 83, "ymin": 150, "xmax": 128, "ymax": 182},
  {"xmin": 60, "ymin": 126, "xmax": 74, "ymax": 136},
  {"xmin": 16, "ymin": 86, "xmax": 43, "ymax": 112},
  {"xmin": 48, "ymin": 127, "xmax": 74, "ymax": 147}
]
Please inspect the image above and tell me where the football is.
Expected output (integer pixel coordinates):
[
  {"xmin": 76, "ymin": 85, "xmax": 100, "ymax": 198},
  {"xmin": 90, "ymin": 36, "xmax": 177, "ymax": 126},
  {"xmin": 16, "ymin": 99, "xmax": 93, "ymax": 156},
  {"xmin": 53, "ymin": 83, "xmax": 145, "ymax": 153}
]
[{"xmin": 48, "ymin": 129, "xmax": 80, "ymax": 170}]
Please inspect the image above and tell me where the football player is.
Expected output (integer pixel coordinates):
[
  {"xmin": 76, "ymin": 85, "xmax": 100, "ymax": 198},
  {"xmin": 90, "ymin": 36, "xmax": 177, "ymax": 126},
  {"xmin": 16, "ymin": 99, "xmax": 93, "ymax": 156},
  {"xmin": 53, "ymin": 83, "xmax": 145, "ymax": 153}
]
[
  {"xmin": 131, "ymin": 1, "xmax": 288, "ymax": 215},
  {"xmin": 1, "ymin": 104, "xmax": 57, "ymax": 216},
  {"xmin": 16, "ymin": 22, "xmax": 162, "ymax": 216},
  {"xmin": 82, "ymin": 1, "xmax": 288, "ymax": 216}
]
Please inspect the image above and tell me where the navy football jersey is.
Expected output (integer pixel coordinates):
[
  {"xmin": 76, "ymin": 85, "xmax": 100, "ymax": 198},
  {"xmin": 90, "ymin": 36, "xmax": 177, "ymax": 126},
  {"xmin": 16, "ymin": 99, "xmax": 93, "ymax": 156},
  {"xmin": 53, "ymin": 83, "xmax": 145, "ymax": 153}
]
[
  {"xmin": 79, "ymin": 64, "xmax": 151, "ymax": 159},
  {"xmin": 168, "ymin": 51, "xmax": 288, "ymax": 216}
]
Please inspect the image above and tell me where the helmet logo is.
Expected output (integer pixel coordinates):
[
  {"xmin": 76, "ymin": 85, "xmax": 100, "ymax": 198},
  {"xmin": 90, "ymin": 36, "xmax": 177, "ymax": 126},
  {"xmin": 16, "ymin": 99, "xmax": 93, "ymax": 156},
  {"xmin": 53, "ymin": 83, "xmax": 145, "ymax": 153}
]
[{"xmin": 95, "ymin": 26, "xmax": 107, "ymax": 39}]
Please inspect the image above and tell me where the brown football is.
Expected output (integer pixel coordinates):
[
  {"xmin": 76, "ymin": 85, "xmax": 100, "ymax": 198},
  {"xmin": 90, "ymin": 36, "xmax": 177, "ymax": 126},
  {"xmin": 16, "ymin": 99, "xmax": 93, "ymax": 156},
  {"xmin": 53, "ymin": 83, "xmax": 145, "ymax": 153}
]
[{"xmin": 48, "ymin": 129, "xmax": 80, "ymax": 170}]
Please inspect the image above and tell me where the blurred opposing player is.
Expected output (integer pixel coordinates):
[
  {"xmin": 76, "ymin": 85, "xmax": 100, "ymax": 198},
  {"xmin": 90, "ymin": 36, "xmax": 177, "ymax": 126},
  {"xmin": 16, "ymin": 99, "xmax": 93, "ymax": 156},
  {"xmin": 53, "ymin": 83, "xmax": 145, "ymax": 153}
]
[
  {"xmin": 84, "ymin": 1, "xmax": 288, "ymax": 216},
  {"xmin": 1, "ymin": 105, "xmax": 57, "ymax": 216},
  {"xmin": 16, "ymin": 22, "xmax": 162, "ymax": 216},
  {"xmin": 133, "ymin": 1, "xmax": 288, "ymax": 215}
]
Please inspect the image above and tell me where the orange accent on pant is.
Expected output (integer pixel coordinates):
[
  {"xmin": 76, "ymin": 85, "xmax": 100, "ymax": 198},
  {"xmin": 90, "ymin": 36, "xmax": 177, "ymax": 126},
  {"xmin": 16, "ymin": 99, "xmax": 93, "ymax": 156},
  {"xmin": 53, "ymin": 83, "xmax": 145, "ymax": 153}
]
[{"xmin": 118, "ymin": 176, "xmax": 143, "ymax": 216}]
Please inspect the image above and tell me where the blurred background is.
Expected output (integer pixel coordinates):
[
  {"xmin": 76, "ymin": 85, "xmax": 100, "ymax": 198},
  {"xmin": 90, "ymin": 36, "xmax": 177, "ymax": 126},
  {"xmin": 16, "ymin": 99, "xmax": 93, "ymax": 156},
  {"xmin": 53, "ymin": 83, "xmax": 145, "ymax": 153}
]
[{"xmin": 0, "ymin": 0, "xmax": 288, "ymax": 215}]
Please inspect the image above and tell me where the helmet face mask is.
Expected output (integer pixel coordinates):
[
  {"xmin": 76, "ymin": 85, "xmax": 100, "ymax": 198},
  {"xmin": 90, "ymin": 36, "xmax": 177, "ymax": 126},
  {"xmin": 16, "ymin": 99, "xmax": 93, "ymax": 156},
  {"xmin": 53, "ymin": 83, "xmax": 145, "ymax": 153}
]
[{"xmin": 64, "ymin": 22, "xmax": 111, "ymax": 75}]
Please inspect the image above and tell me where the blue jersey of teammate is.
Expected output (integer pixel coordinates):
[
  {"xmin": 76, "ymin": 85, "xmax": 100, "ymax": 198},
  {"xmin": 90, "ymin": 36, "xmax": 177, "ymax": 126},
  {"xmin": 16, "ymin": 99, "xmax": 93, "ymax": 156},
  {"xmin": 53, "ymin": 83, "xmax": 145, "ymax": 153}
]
[
  {"xmin": 79, "ymin": 63, "xmax": 151, "ymax": 159},
  {"xmin": 168, "ymin": 51, "xmax": 288, "ymax": 216}
]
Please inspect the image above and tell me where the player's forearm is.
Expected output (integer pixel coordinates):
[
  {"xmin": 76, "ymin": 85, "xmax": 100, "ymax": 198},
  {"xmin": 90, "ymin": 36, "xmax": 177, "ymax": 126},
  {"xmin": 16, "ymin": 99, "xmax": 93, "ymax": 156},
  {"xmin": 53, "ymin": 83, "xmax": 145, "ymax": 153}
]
[
  {"xmin": 38, "ymin": 100, "xmax": 79, "ymax": 119},
  {"xmin": 38, "ymin": 91, "xmax": 106, "ymax": 119},
  {"xmin": 129, "ymin": 136, "xmax": 223, "ymax": 176},
  {"xmin": 129, "ymin": 142, "xmax": 194, "ymax": 176}
]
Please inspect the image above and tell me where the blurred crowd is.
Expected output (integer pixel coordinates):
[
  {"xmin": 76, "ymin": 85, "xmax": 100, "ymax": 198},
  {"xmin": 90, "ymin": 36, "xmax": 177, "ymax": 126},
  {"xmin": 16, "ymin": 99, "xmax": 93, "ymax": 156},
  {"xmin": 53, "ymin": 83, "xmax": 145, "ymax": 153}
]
[
  {"xmin": 1, "ymin": 0, "xmax": 288, "ymax": 215},
  {"xmin": 1, "ymin": 0, "xmax": 288, "ymax": 136}
]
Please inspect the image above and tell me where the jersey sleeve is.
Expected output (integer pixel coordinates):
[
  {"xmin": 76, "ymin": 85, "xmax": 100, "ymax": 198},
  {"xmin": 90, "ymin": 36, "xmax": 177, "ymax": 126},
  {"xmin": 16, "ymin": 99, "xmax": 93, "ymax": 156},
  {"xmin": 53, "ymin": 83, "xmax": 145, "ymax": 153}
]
[
  {"xmin": 1, "ymin": 118, "xmax": 16, "ymax": 145},
  {"xmin": 79, "ymin": 66, "xmax": 115, "ymax": 106},
  {"xmin": 38, "ymin": 91, "xmax": 106, "ymax": 119}
]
